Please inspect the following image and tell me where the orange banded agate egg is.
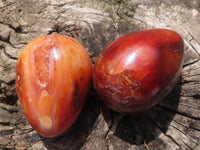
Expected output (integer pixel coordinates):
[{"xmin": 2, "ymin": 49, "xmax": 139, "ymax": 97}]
[{"xmin": 16, "ymin": 35, "xmax": 92, "ymax": 137}]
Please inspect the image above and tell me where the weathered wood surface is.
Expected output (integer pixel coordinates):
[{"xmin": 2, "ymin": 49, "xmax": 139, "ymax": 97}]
[{"xmin": 0, "ymin": 0, "xmax": 200, "ymax": 149}]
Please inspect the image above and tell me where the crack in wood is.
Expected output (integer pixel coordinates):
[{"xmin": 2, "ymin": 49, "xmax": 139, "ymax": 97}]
[
  {"xmin": 178, "ymin": 103, "xmax": 200, "ymax": 110},
  {"xmin": 0, "ymin": 1, "xmax": 17, "ymax": 9},
  {"xmin": 158, "ymin": 105, "xmax": 200, "ymax": 120},
  {"xmin": 0, "ymin": 45, "xmax": 18, "ymax": 60},
  {"xmin": 183, "ymin": 59, "xmax": 200, "ymax": 68},
  {"xmin": 165, "ymin": 134, "xmax": 181, "ymax": 149},
  {"xmin": 144, "ymin": 115, "xmax": 181, "ymax": 149},
  {"xmin": 171, "ymin": 121, "xmax": 199, "ymax": 145}
]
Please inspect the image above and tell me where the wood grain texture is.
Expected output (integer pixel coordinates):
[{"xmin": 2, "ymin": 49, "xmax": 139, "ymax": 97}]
[{"xmin": 0, "ymin": 0, "xmax": 200, "ymax": 149}]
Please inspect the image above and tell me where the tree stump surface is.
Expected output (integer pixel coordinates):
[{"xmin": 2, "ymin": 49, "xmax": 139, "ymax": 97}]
[{"xmin": 0, "ymin": 0, "xmax": 200, "ymax": 149}]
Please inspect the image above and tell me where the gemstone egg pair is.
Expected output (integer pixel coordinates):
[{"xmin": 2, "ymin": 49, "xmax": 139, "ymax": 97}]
[{"xmin": 16, "ymin": 29, "xmax": 184, "ymax": 137}]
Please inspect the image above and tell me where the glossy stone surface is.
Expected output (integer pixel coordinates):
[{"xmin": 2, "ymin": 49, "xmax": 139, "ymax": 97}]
[
  {"xmin": 16, "ymin": 35, "xmax": 92, "ymax": 137},
  {"xmin": 93, "ymin": 29, "xmax": 184, "ymax": 113}
]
